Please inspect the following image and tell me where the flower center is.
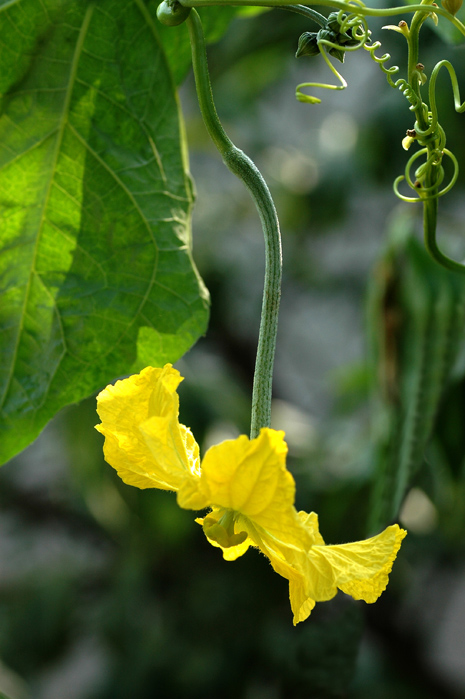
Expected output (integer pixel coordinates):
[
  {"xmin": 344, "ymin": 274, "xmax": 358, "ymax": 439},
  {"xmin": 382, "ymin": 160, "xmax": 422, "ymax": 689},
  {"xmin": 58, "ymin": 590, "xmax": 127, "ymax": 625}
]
[{"xmin": 202, "ymin": 508, "xmax": 248, "ymax": 548}]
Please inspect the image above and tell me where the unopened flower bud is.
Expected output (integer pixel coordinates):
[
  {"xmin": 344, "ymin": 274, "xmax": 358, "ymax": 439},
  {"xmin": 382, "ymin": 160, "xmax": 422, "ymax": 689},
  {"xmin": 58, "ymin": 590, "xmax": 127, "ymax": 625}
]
[
  {"xmin": 441, "ymin": 0, "xmax": 463, "ymax": 14},
  {"xmin": 403, "ymin": 128, "xmax": 417, "ymax": 149},
  {"xmin": 398, "ymin": 20, "xmax": 410, "ymax": 37},
  {"xmin": 296, "ymin": 32, "xmax": 320, "ymax": 58},
  {"xmin": 416, "ymin": 63, "xmax": 428, "ymax": 85},
  {"xmin": 327, "ymin": 12, "xmax": 344, "ymax": 34},
  {"xmin": 382, "ymin": 21, "xmax": 409, "ymax": 37},
  {"xmin": 402, "ymin": 135, "xmax": 415, "ymax": 150}
]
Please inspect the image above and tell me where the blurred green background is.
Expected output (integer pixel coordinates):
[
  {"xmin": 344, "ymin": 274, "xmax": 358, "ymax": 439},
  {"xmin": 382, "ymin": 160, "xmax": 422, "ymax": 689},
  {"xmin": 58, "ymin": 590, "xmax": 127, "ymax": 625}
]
[{"xmin": 2, "ymin": 7, "xmax": 465, "ymax": 698}]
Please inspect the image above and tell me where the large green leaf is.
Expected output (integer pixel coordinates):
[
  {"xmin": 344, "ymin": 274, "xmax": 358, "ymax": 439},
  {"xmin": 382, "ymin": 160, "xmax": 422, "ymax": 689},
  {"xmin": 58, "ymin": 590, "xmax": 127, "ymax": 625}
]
[{"xmin": 0, "ymin": 0, "xmax": 210, "ymax": 466}]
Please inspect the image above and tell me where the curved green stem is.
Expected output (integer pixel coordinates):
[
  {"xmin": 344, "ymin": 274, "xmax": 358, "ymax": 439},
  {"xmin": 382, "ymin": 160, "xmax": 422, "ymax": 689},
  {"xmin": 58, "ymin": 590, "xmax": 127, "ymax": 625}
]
[
  {"xmin": 186, "ymin": 8, "xmax": 282, "ymax": 438},
  {"xmin": 296, "ymin": 42, "xmax": 348, "ymax": 103},
  {"xmin": 276, "ymin": 4, "xmax": 327, "ymax": 25},
  {"xmin": 423, "ymin": 192, "xmax": 465, "ymax": 274},
  {"xmin": 179, "ymin": 0, "xmax": 465, "ymax": 37},
  {"xmin": 401, "ymin": 7, "xmax": 465, "ymax": 274},
  {"xmin": 428, "ymin": 60, "xmax": 465, "ymax": 132},
  {"xmin": 407, "ymin": 4, "xmax": 433, "ymax": 129}
]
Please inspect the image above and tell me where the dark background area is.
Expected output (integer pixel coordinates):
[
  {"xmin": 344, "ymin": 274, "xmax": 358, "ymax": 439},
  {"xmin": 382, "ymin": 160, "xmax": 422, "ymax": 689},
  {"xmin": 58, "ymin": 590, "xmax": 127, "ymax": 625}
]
[{"xmin": 2, "ymin": 7, "xmax": 465, "ymax": 697}]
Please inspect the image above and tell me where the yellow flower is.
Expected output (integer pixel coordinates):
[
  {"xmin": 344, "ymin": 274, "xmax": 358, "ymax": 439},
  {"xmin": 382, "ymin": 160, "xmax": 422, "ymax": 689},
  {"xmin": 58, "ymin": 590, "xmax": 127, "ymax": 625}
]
[
  {"xmin": 95, "ymin": 365, "xmax": 200, "ymax": 492},
  {"xmin": 96, "ymin": 364, "xmax": 406, "ymax": 624}
]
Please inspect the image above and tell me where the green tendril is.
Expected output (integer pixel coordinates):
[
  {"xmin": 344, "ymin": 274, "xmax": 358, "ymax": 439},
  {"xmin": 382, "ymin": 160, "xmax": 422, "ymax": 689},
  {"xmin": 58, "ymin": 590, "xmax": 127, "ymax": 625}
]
[
  {"xmin": 296, "ymin": 45, "xmax": 348, "ymax": 103},
  {"xmin": 294, "ymin": 12, "xmax": 367, "ymax": 103},
  {"xmin": 425, "ymin": 60, "xmax": 465, "ymax": 137},
  {"xmin": 297, "ymin": 0, "xmax": 465, "ymax": 273},
  {"xmin": 393, "ymin": 148, "xmax": 458, "ymax": 202},
  {"xmin": 171, "ymin": 0, "xmax": 465, "ymax": 274},
  {"xmin": 385, "ymin": 12, "xmax": 465, "ymax": 273},
  {"xmin": 363, "ymin": 34, "xmax": 399, "ymax": 87}
]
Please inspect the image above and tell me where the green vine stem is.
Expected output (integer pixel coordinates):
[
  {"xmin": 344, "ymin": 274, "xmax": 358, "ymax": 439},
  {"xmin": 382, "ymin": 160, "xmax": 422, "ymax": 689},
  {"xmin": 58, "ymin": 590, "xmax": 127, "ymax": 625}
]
[
  {"xmin": 157, "ymin": 0, "xmax": 465, "ymax": 438},
  {"xmin": 185, "ymin": 8, "xmax": 283, "ymax": 438},
  {"xmin": 178, "ymin": 0, "xmax": 465, "ymax": 35},
  {"xmin": 421, "ymin": 60, "xmax": 464, "ymax": 272},
  {"xmin": 277, "ymin": 4, "xmax": 327, "ymax": 25},
  {"xmin": 399, "ymin": 5, "xmax": 465, "ymax": 273},
  {"xmin": 180, "ymin": 0, "xmax": 465, "ymax": 274}
]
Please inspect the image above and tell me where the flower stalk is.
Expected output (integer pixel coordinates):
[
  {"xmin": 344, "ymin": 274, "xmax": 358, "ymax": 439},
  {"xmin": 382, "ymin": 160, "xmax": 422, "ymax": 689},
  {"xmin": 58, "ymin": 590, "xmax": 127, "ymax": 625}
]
[{"xmin": 185, "ymin": 9, "xmax": 282, "ymax": 437}]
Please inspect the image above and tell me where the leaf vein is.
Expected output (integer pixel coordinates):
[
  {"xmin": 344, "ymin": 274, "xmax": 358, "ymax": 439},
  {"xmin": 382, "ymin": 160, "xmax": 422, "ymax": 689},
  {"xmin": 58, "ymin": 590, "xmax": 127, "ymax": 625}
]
[{"xmin": 0, "ymin": 4, "xmax": 95, "ymax": 411}]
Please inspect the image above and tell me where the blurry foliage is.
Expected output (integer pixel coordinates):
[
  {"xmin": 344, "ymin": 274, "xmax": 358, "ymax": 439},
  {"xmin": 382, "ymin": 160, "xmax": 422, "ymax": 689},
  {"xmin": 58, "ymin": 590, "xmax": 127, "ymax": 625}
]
[{"xmin": 2, "ymin": 7, "xmax": 465, "ymax": 699}]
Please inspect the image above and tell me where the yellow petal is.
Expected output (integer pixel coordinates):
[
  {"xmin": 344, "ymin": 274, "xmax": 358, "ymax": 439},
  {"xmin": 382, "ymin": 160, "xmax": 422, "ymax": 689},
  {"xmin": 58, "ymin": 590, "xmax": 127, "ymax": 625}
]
[
  {"xmin": 192, "ymin": 429, "xmax": 318, "ymax": 618},
  {"xmin": 290, "ymin": 582, "xmax": 316, "ymax": 625},
  {"xmin": 402, "ymin": 135, "xmax": 415, "ymax": 151},
  {"xmin": 96, "ymin": 365, "xmax": 200, "ymax": 492},
  {"xmin": 199, "ymin": 429, "xmax": 289, "ymax": 514},
  {"xmin": 298, "ymin": 510, "xmax": 326, "ymax": 546},
  {"xmin": 268, "ymin": 552, "xmax": 314, "ymax": 623},
  {"xmin": 139, "ymin": 419, "xmax": 200, "ymax": 487},
  {"xmin": 247, "ymin": 521, "xmax": 315, "ymax": 624},
  {"xmin": 307, "ymin": 524, "xmax": 407, "ymax": 603},
  {"xmin": 177, "ymin": 464, "xmax": 210, "ymax": 510},
  {"xmin": 220, "ymin": 540, "xmax": 252, "ymax": 561},
  {"xmin": 199, "ymin": 428, "xmax": 310, "ymax": 550}
]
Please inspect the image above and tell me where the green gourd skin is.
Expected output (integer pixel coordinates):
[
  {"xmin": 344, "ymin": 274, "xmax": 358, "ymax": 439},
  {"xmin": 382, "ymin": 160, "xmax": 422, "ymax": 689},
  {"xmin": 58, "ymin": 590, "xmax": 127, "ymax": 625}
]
[{"xmin": 368, "ymin": 229, "xmax": 465, "ymax": 533}]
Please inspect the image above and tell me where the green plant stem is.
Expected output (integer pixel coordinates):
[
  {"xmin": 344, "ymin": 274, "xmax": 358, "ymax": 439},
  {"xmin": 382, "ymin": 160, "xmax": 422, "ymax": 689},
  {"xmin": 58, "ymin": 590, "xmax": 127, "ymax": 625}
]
[
  {"xmin": 408, "ymin": 5, "xmax": 429, "ymax": 127},
  {"xmin": 186, "ymin": 8, "xmax": 282, "ymax": 439},
  {"xmin": 277, "ymin": 4, "xmax": 327, "ymax": 26},
  {"xmin": 179, "ymin": 0, "xmax": 465, "ymax": 37},
  {"xmin": 407, "ymin": 9, "xmax": 437, "ymax": 271},
  {"xmin": 404, "ymin": 6, "xmax": 465, "ymax": 274}
]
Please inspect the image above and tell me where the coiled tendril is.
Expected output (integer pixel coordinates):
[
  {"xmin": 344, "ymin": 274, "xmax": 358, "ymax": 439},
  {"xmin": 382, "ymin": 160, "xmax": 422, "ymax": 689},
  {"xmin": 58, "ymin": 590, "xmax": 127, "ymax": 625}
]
[
  {"xmin": 295, "ymin": 9, "xmax": 369, "ymax": 103},
  {"xmin": 160, "ymin": 0, "xmax": 465, "ymax": 274},
  {"xmin": 294, "ymin": 0, "xmax": 465, "ymax": 273}
]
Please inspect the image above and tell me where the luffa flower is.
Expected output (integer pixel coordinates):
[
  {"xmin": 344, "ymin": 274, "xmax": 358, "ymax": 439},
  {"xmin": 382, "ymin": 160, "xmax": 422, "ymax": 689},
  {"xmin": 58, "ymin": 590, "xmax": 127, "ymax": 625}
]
[{"xmin": 96, "ymin": 364, "xmax": 406, "ymax": 624}]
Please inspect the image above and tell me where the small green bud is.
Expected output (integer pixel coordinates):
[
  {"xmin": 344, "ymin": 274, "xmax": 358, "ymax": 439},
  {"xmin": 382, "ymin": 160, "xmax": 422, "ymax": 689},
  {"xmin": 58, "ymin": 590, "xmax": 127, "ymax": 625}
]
[
  {"xmin": 441, "ymin": 0, "xmax": 462, "ymax": 14},
  {"xmin": 402, "ymin": 135, "xmax": 415, "ymax": 150},
  {"xmin": 156, "ymin": 0, "xmax": 190, "ymax": 26},
  {"xmin": 415, "ymin": 161, "xmax": 429, "ymax": 180},
  {"xmin": 326, "ymin": 12, "xmax": 345, "ymax": 34},
  {"xmin": 398, "ymin": 20, "xmax": 410, "ymax": 38},
  {"xmin": 296, "ymin": 19, "xmax": 357, "ymax": 64},
  {"xmin": 317, "ymin": 28, "xmax": 335, "ymax": 44},
  {"xmin": 296, "ymin": 32, "xmax": 320, "ymax": 58},
  {"xmin": 328, "ymin": 46, "xmax": 346, "ymax": 63},
  {"xmin": 382, "ymin": 21, "xmax": 409, "ymax": 38},
  {"xmin": 416, "ymin": 62, "xmax": 428, "ymax": 85},
  {"xmin": 339, "ymin": 31, "xmax": 359, "ymax": 47}
]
